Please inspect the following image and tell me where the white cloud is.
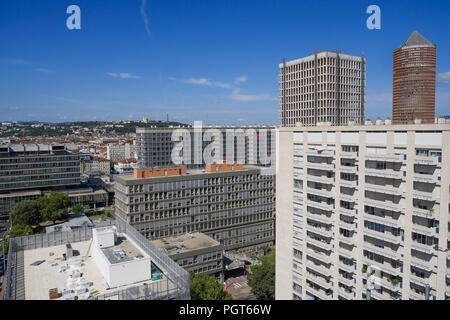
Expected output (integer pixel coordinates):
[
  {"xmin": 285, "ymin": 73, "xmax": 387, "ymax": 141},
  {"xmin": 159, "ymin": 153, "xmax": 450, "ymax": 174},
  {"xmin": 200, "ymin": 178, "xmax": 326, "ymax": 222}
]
[
  {"xmin": 140, "ymin": 0, "xmax": 151, "ymax": 37},
  {"xmin": 213, "ymin": 81, "xmax": 231, "ymax": 89},
  {"xmin": 168, "ymin": 77, "xmax": 177, "ymax": 81},
  {"xmin": 1, "ymin": 58, "xmax": 29, "ymax": 65},
  {"xmin": 26, "ymin": 113, "xmax": 34, "ymax": 118},
  {"xmin": 107, "ymin": 72, "xmax": 142, "ymax": 79},
  {"xmin": 9, "ymin": 106, "xmax": 20, "ymax": 111},
  {"xmin": 183, "ymin": 78, "xmax": 231, "ymax": 89},
  {"xmin": 235, "ymin": 76, "xmax": 247, "ymax": 84},
  {"xmin": 184, "ymin": 78, "xmax": 211, "ymax": 85},
  {"xmin": 35, "ymin": 68, "xmax": 55, "ymax": 73},
  {"xmin": 229, "ymin": 92, "xmax": 274, "ymax": 102},
  {"xmin": 237, "ymin": 118, "xmax": 246, "ymax": 122},
  {"xmin": 438, "ymin": 71, "xmax": 450, "ymax": 84}
]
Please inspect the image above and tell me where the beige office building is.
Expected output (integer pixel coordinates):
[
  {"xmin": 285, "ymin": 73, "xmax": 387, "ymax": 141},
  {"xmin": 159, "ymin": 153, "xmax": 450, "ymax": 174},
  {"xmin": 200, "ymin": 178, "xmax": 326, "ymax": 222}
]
[
  {"xmin": 275, "ymin": 118, "xmax": 450, "ymax": 300},
  {"xmin": 279, "ymin": 51, "xmax": 366, "ymax": 127}
]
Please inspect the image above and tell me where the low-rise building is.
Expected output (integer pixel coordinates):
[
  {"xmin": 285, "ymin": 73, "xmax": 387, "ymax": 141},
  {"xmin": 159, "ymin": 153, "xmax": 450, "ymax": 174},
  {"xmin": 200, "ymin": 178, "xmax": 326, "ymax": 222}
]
[
  {"xmin": 3, "ymin": 219, "xmax": 190, "ymax": 300},
  {"xmin": 115, "ymin": 158, "xmax": 137, "ymax": 174},
  {"xmin": 152, "ymin": 232, "xmax": 224, "ymax": 280}
]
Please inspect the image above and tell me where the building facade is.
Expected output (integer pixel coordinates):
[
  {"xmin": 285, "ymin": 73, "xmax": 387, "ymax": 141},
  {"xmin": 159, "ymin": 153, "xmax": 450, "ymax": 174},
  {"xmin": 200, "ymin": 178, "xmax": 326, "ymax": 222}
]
[
  {"xmin": 80, "ymin": 155, "xmax": 110, "ymax": 175},
  {"xmin": 114, "ymin": 165, "xmax": 275, "ymax": 252},
  {"xmin": 393, "ymin": 31, "xmax": 436, "ymax": 124},
  {"xmin": 275, "ymin": 119, "xmax": 450, "ymax": 300},
  {"xmin": 279, "ymin": 51, "xmax": 366, "ymax": 127},
  {"xmin": 135, "ymin": 126, "xmax": 275, "ymax": 170},
  {"xmin": 107, "ymin": 143, "xmax": 136, "ymax": 163},
  {"xmin": 0, "ymin": 144, "xmax": 81, "ymax": 235}
]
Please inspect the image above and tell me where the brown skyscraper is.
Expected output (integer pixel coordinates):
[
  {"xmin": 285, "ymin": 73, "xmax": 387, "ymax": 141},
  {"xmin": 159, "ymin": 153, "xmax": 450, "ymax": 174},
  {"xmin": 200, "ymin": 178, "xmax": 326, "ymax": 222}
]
[{"xmin": 393, "ymin": 31, "xmax": 436, "ymax": 124}]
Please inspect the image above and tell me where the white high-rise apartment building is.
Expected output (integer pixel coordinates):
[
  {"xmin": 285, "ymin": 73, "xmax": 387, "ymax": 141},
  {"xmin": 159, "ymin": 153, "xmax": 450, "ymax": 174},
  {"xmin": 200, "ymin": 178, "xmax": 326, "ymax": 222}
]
[
  {"xmin": 279, "ymin": 51, "xmax": 366, "ymax": 127},
  {"xmin": 275, "ymin": 118, "xmax": 450, "ymax": 300}
]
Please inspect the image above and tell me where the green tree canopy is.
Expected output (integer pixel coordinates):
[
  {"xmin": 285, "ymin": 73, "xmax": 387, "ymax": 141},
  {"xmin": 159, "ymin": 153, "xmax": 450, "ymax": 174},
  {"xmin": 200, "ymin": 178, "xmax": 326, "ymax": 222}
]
[
  {"xmin": 71, "ymin": 204, "xmax": 84, "ymax": 214},
  {"xmin": 38, "ymin": 192, "xmax": 71, "ymax": 223},
  {"xmin": 10, "ymin": 200, "xmax": 42, "ymax": 226},
  {"xmin": 248, "ymin": 257, "xmax": 275, "ymax": 300},
  {"xmin": 190, "ymin": 273, "xmax": 233, "ymax": 300},
  {"xmin": 9, "ymin": 224, "xmax": 34, "ymax": 238}
]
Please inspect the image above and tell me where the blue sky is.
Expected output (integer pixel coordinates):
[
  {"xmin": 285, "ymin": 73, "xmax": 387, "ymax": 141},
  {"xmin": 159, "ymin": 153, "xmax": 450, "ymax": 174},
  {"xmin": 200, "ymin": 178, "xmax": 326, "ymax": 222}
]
[{"xmin": 1, "ymin": 0, "xmax": 449, "ymax": 125}]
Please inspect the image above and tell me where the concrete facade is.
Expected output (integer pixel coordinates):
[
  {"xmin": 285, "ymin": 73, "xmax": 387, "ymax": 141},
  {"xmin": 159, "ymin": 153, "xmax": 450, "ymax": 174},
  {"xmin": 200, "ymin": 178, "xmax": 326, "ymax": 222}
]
[
  {"xmin": 114, "ymin": 166, "xmax": 275, "ymax": 253},
  {"xmin": 279, "ymin": 51, "xmax": 366, "ymax": 127},
  {"xmin": 276, "ymin": 120, "xmax": 450, "ymax": 300}
]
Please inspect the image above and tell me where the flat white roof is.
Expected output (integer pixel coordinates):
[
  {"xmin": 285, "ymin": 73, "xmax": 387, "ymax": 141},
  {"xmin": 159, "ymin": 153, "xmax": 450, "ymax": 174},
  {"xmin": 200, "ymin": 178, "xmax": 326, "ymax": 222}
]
[{"xmin": 23, "ymin": 240, "xmax": 174, "ymax": 300}]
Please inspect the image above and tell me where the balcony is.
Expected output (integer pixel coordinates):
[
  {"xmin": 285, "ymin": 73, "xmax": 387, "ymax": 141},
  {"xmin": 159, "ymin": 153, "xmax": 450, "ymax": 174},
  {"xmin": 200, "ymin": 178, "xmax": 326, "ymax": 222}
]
[
  {"xmin": 412, "ymin": 190, "xmax": 439, "ymax": 202},
  {"xmin": 307, "ymin": 213, "xmax": 333, "ymax": 225},
  {"xmin": 306, "ymin": 248, "xmax": 332, "ymax": 265},
  {"xmin": 363, "ymin": 243, "xmax": 402, "ymax": 260},
  {"xmin": 338, "ymin": 248, "xmax": 355, "ymax": 260},
  {"xmin": 339, "ymin": 194, "xmax": 357, "ymax": 203},
  {"xmin": 340, "ymin": 151, "xmax": 358, "ymax": 160},
  {"xmin": 364, "ymin": 186, "xmax": 403, "ymax": 197},
  {"xmin": 412, "ymin": 225, "xmax": 438, "ymax": 237},
  {"xmin": 369, "ymin": 289, "xmax": 402, "ymax": 300},
  {"xmin": 305, "ymin": 162, "xmax": 335, "ymax": 171},
  {"xmin": 306, "ymin": 187, "xmax": 333, "ymax": 198},
  {"xmin": 305, "ymin": 260, "xmax": 332, "ymax": 278},
  {"xmin": 306, "ymin": 272, "xmax": 333, "ymax": 290},
  {"xmin": 339, "ymin": 222, "xmax": 356, "ymax": 232},
  {"xmin": 306, "ymin": 224, "xmax": 333, "ymax": 238},
  {"xmin": 413, "ymin": 172, "xmax": 439, "ymax": 184},
  {"xmin": 339, "ymin": 207, "xmax": 357, "ymax": 217},
  {"xmin": 338, "ymin": 235, "xmax": 355, "ymax": 246},
  {"xmin": 409, "ymin": 274, "xmax": 432, "ymax": 288},
  {"xmin": 410, "ymin": 258, "xmax": 433, "ymax": 272},
  {"xmin": 365, "ymin": 154, "xmax": 403, "ymax": 163},
  {"xmin": 412, "ymin": 207, "xmax": 436, "ymax": 219},
  {"xmin": 306, "ymin": 237, "xmax": 333, "ymax": 251},
  {"xmin": 339, "ymin": 166, "xmax": 358, "ymax": 174},
  {"xmin": 338, "ymin": 262, "xmax": 356, "ymax": 274},
  {"xmin": 306, "ymin": 150, "xmax": 335, "ymax": 158},
  {"xmin": 364, "ymin": 229, "xmax": 402, "ymax": 245},
  {"xmin": 338, "ymin": 287, "xmax": 355, "ymax": 300},
  {"xmin": 364, "ymin": 169, "xmax": 403, "ymax": 180},
  {"xmin": 414, "ymin": 156, "xmax": 438, "ymax": 166},
  {"xmin": 338, "ymin": 275, "xmax": 355, "ymax": 287},
  {"xmin": 362, "ymin": 257, "xmax": 402, "ymax": 276},
  {"xmin": 411, "ymin": 242, "xmax": 435, "ymax": 255},
  {"xmin": 306, "ymin": 174, "xmax": 334, "ymax": 185},
  {"xmin": 305, "ymin": 283, "xmax": 333, "ymax": 300},
  {"xmin": 339, "ymin": 180, "xmax": 358, "ymax": 188},
  {"xmin": 364, "ymin": 213, "xmax": 403, "ymax": 229},
  {"xmin": 364, "ymin": 200, "xmax": 403, "ymax": 213},
  {"xmin": 307, "ymin": 201, "xmax": 334, "ymax": 212}
]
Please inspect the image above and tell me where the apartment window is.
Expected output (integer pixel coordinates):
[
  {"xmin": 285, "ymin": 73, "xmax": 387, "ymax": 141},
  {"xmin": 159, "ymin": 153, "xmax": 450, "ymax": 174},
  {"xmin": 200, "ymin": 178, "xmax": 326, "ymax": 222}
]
[{"xmin": 376, "ymin": 162, "xmax": 387, "ymax": 170}]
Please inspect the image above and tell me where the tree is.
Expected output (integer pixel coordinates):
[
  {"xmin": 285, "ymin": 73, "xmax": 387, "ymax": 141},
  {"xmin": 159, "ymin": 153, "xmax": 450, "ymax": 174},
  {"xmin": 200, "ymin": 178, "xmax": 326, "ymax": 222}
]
[
  {"xmin": 10, "ymin": 200, "xmax": 41, "ymax": 226},
  {"xmin": 190, "ymin": 273, "xmax": 233, "ymax": 300},
  {"xmin": 38, "ymin": 192, "xmax": 71, "ymax": 223},
  {"xmin": 9, "ymin": 224, "xmax": 34, "ymax": 238},
  {"xmin": 248, "ymin": 262, "xmax": 275, "ymax": 300},
  {"xmin": 71, "ymin": 204, "xmax": 84, "ymax": 214}
]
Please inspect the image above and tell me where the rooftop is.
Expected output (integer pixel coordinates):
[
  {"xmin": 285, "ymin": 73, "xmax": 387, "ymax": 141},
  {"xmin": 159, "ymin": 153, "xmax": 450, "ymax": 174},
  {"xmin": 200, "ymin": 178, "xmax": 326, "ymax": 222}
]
[
  {"xmin": 101, "ymin": 236, "xmax": 145, "ymax": 264},
  {"xmin": 152, "ymin": 232, "xmax": 222, "ymax": 256},
  {"xmin": 402, "ymin": 30, "xmax": 434, "ymax": 48},
  {"xmin": 23, "ymin": 239, "xmax": 171, "ymax": 300},
  {"xmin": 116, "ymin": 165, "xmax": 264, "ymax": 183},
  {"xmin": 4, "ymin": 219, "xmax": 190, "ymax": 300}
]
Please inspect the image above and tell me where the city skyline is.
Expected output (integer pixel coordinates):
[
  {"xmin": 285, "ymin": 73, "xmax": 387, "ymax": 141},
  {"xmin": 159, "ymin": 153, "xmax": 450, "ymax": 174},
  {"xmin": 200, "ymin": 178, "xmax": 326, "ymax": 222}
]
[{"xmin": 1, "ymin": 0, "xmax": 450, "ymax": 125}]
